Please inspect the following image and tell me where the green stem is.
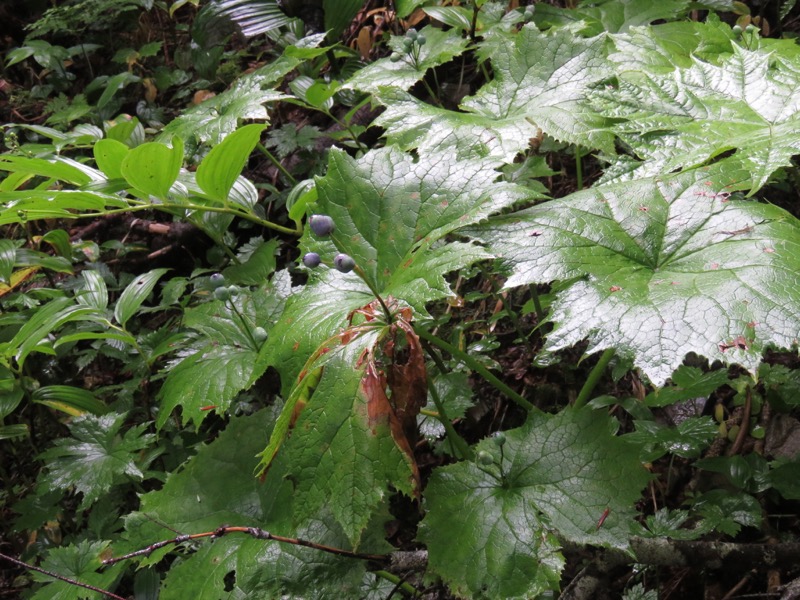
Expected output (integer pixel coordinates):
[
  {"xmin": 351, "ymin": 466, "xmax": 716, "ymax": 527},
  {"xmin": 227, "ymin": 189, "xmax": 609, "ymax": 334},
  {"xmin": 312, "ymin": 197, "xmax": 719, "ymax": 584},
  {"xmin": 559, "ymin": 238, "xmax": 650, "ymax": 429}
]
[
  {"xmin": 415, "ymin": 326, "xmax": 535, "ymax": 413},
  {"xmin": 528, "ymin": 284, "xmax": 545, "ymax": 324},
  {"xmin": 575, "ymin": 145, "xmax": 584, "ymax": 191},
  {"xmin": 81, "ymin": 202, "xmax": 301, "ymax": 236},
  {"xmin": 353, "ymin": 265, "xmax": 393, "ymax": 324},
  {"xmin": 574, "ymin": 348, "xmax": 615, "ymax": 409},
  {"xmin": 427, "ymin": 378, "xmax": 473, "ymax": 460},
  {"xmin": 256, "ymin": 143, "xmax": 297, "ymax": 185},
  {"xmin": 324, "ymin": 111, "xmax": 368, "ymax": 153},
  {"xmin": 227, "ymin": 299, "xmax": 259, "ymax": 350},
  {"xmin": 372, "ymin": 570, "xmax": 420, "ymax": 597}
]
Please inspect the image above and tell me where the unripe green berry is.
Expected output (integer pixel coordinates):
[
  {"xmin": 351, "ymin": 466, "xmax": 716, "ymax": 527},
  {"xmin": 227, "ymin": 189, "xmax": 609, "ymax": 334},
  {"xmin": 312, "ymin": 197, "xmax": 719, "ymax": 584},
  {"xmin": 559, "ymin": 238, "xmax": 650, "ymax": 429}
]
[
  {"xmin": 309, "ymin": 214, "xmax": 335, "ymax": 236},
  {"xmin": 416, "ymin": 35, "xmax": 426, "ymax": 47},
  {"xmin": 209, "ymin": 273, "xmax": 226, "ymax": 289},
  {"xmin": 303, "ymin": 252, "xmax": 321, "ymax": 268},
  {"xmin": 390, "ymin": 53, "xmax": 402, "ymax": 62},
  {"xmin": 334, "ymin": 253, "xmax": 356, "ymax": 273},
  {"xmin": 492, "ymin": 432, "xmax": 507, "ymax": 447},
  {"xmin": 406, "ymin": 28, "xmax": 418, "ymax": 40},
  {"xmin": 732, "ymin": 24, "xmax": 742, "ymax": 35},
  {"xmin": 227, "ymin": 285, "xmax": 240, "ymax": 297},
  {"xmin": 253, "ymin": 327, "xmax": 268, "ymax": 343},
  {"xmin": 477, "ymin": 451, "xmax": 495, "ymax": 466},
  {"xmin": 402, "ymin": 37, "xmax": 414, "ymax": 51},
  {"xmin": 214, "ymin": 286, "xmax": 231, "ymax": 301}
]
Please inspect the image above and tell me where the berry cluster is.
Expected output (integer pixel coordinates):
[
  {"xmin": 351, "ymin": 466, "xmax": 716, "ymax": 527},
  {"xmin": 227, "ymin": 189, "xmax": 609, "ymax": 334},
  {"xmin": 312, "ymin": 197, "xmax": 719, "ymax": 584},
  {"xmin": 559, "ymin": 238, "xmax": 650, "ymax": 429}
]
[
  {"xmin": 389, "ymin": 28, "xmax": 426, "ymax": 66},
  {"xmin": 303, "ymin": 214, "xmax": 356, "ymax": 273}
]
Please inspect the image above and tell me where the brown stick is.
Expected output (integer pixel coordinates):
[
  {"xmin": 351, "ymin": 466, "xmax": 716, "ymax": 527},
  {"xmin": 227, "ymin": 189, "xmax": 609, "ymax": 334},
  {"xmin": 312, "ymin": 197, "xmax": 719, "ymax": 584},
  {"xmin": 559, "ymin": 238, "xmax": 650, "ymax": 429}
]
[
  {"xmin": 102, "ymin": 526, "xmax": 389, "ymax": 566},
  {"xmin": 0, "ymin": 552, "xmax": 126, "ymax": 600}
]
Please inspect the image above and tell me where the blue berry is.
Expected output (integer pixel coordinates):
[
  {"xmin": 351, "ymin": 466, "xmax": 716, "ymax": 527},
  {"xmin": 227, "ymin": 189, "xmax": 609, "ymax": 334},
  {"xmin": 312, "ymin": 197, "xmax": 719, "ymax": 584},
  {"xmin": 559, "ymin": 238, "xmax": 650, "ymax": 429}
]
[
  {"xmin": 303, "ymin": 252, "xmax": 322, "ymax": 268},
  {"xmin": 334, "ymin": 253, "xmax": 355, "ymax": 273},
  {"xmin": 309, "ymin": 214, "xmax": 335, "ymax": 236}
]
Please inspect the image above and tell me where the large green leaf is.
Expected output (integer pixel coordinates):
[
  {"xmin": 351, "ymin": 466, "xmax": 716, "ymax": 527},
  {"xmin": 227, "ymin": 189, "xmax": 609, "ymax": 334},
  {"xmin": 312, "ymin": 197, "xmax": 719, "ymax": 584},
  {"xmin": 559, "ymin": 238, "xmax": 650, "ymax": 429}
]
[
  {"xmin": 30, "ymin": 540, "xmax": 124, "ymax": 600},
  {"xmin": 262, "ymin": 145, "xmax": 516, "ymax": 393},
  {"xmin": 157, "ymin": 271, "xmax": 290, "ymax": 428},
  {"xmin": 594, "ymin": 36, "xmax": 800, "ymax": 192},
  {"xmin": 467, "ymin": 166, "xmax": 800, "ymax": 386},
  {"xmin": 534, "ymin": 0, "xmax": 691, "ymax": 35},
  {"xmin": 38, "ymin": 413, "xmax": 155, "ymax": 510},
  {"xmin": 372, "ymin": 25, "xmax": 614, "ymax": 159},
  {"xmin": 419, "ymin": 407, "xmax": 648, "ymax": 599},
  {"xmin": 195, "ymin": 123, "xmax": 266, "ymax": 202},
  {"xmin": 346, "ymin": 25, "xmax": 469, "ymax": 94},
  {"xmin": 160, "ymin": 54, "xmax": 300, "ymax": 146},
  {"xmin": 315, "ymin": 146, "xmax": 529, "ymax": 296},
  {"xmin": 123, "ymin": 410, "xmax": 377, "ymax": 598},
  {"xmin": 274, "ymin": 334, "xmax": 419, "ymax": 548}
]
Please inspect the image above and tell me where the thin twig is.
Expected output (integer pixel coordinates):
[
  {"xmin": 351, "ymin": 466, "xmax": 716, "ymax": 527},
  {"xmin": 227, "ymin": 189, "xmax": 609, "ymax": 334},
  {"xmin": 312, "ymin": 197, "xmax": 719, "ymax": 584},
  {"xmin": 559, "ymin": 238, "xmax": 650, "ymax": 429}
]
[
  {"xmin": 0, "ymin": 552, "xmax": 126, "ymax": 600},
  {"xmin": 102, "ymin": 526, "xmax": 389, "ymax": 566}
]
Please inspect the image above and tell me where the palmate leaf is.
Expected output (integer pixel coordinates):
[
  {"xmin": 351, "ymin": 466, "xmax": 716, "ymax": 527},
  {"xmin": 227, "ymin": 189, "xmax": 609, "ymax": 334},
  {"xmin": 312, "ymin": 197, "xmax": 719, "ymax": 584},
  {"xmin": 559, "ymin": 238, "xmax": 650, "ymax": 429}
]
[
  {"xmin": 157, "ymin": 270, "xmax": 290, "ymax": 428},
  {"xmin": 122, "ymin": 410, "xmax": 381, "ymax": 599},
  {"xmin": 315, "ymin": 146, "xmax": 528, "ymax": 296},
  {"xmin": 30, "ymin": 540, "xmax": 124, "ymax": 600},
  {"xmin": 594, "ymin": 37, "xmax": 800, "ymax": 192},
  {"xmin": 419, "ymin": 407, "xmax": 648, "ymax": 599},
  {"xmin": 467, "ymin": 166, "xmax": 800, "ymax": 386},
  {"xmin": 38, "ymin": 414, "xmax": 155, "ymax": 510},
  {"xmin": 371, "ymin": 25, "xmax": 615, "ymax": 159},
  {"xmin": 260, "ymin": 145, "xmax": 523, "ymax": 394},
  {"xmin": 271, "ymin": 328, "xmax": 420, "ymax": 548},
  {"xmin": 533, "ymin": 0, "xmax": 691, "ymax": 36},
  {"xmin": 346, "ymin": 25, "xmax": 469, "ymax": 94}
]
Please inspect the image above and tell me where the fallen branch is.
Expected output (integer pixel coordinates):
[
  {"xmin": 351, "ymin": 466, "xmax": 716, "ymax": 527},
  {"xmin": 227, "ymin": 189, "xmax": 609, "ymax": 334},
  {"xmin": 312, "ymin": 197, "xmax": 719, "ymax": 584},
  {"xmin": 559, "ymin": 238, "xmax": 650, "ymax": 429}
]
[
  {"xmin": 0, "ymin": 551, "xmax": 126, "ymax": 600},
  {"xmin": 102, "ymin": 525, "xmax": 389, "ymax": 566}
]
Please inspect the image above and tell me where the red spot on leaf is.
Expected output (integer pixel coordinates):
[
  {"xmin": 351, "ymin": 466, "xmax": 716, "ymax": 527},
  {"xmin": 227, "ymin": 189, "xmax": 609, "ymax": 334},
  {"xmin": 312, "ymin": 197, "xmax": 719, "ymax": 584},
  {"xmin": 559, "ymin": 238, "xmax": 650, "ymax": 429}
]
[{"xmin": 610, "ymin": 286, "xmax": 622, "ymax": 292}]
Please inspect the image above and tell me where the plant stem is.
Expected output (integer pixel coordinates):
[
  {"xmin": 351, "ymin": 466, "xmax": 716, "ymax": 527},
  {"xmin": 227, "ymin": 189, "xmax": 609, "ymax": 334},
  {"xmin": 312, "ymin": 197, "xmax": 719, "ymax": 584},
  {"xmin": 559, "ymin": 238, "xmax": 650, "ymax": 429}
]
[
  {"xmin": 574, "ymin": 348, "xmax": 615, "ymax": 409},
  {"xmin": 256, "ymin": 143, "xmax": 297, "ymax": 185},
  {"xmin": 81, "ymin": 202, "xmax": 301, "ymax": 236},
  {"xmin": 372, "ymin": 570, "xmax": 420, "ymax": 597},
  {"xmin": 575, "ymin": 146, "xmax": 584, "ymax": 190},
  {"xmin": 427, "ymin": 378, "xmax": 473, "ymax": 460},
  {"xmin": 528, "ymin": 284, "xmax": 545, "ymax": 324},
  {"xmin": 353, "ymin": 265, "xmax": 393, "ymax": 323},
  {"xmin": 415, "ymin": 326, "xmax": 535, "ymax": 412}
]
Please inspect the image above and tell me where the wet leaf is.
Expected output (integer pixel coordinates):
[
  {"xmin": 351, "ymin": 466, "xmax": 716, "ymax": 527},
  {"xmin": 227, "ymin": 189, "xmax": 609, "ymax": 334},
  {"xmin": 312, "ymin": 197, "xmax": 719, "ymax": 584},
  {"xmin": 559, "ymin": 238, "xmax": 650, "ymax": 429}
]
[
  {"xmin": 420, "ymin": 407, "xmax": 648, "ymax": 598},
  {"xmin": 468, "ymin": 166, "xmax": 800, "ymax": 386}
]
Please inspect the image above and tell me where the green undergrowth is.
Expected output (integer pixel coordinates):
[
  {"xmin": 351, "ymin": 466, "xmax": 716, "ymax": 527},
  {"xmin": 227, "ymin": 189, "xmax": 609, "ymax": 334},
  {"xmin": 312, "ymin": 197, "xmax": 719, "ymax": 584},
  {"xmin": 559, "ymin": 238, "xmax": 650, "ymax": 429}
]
[{"xmin": 2, "ymin": 1, "xmax": 800, "ymax": 598}]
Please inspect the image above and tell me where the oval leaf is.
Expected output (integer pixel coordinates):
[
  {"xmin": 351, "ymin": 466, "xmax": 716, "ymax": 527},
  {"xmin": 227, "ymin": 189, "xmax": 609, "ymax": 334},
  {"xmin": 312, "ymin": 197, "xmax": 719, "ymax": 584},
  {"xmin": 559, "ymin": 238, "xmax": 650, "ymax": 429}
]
[
  {"xmin": 120, "ymin": 138, "xmax": 184, "ymax": 199},
  {"xmin": 196, "ymin": 123, "xmax": 266, "ymax": 202},
  {"xmin": 114, "ymin": 268, "xmax": 170, "ymax": 327}
]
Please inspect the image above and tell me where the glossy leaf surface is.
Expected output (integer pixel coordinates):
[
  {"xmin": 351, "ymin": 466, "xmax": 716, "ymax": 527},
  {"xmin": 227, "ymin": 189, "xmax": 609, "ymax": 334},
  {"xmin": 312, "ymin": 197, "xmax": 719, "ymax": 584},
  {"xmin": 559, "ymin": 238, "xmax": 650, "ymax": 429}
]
[
  {"xmin": 468, "ymin": 167, "xmax": 800, "ymax": 385},
  {"xmin": 419, "ymin": 407, "xmax": 648, "ymax": 598}
]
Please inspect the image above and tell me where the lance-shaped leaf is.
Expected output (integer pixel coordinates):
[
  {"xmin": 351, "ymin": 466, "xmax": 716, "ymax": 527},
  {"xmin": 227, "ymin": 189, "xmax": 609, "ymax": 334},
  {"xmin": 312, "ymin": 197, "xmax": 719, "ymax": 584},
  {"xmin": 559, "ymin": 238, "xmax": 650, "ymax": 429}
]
[
  {"xmin": 594, "ymin": 39, "xmax": 800, "ymax": 192},
  {"xmin": 467, "ymin": 167, "xmax": 800, "ymax": 386},
  {"xmin": 419, "ymin": 407, "xmax": 648, "ymax": 599}
]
